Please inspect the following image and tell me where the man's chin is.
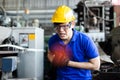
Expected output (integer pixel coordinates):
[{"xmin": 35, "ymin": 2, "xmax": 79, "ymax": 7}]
[{"xmin": 60, "ymin": 36, "xmax": 66, "ymax": 39}]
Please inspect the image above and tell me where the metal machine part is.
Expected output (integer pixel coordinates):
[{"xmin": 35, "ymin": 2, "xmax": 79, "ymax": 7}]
[
  {"xmin": 74, "ymin": 1, "xmax": 120, "ymax": 80},
  {"xmin": 12, "ymin": 27, "xmax": 44, "ymax": 80},
  {"xmin": 110, "ymin": 26, "xmax": 120, "ymax": 66},
  {"xmin": 0, "ymin": 27, "xmax": 44, "ymax": 80},
  {"xmin": 1, "ymin": 57, "xmax": 18, "ymax": 72},
  {"xmin": 94, "ymin": 26, "xmax": 120, "ymax": 80},
  {"xmin": 74, "ymin": 1, "xmax": 114, "ymax": 42},
  {"xmin": 0, "ymin": 27, "xmax": 12, "ymax": 44},
  {"xmin": 1, "ymin": 56, "xmax": 18, "ymax": 80},
  {"xmin": 0, "ymin": 6, "xmax": 11, "ymax": 27}
]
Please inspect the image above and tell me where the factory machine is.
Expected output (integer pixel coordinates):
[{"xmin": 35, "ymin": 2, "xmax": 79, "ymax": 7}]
[
  {"xmin": 74, "ymin": 0, "xmax": 120, "ymax": 80},
  {"xmin": 74, "ymin": 0, "xmax": 114, "ymax": 42},
  {"xmin": 0, "ymin": 27, "xmax": 44, "ymax": 80}
]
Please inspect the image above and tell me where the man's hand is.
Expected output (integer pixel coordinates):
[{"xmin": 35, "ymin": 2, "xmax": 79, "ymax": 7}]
[
  {"xmin": 47, "ymin": 51, "xmax": 55, "ymax": 63},
  {"xmin": 52, "ymin": 53, "xmax": 69, "ymax": 67},
  {"xmin": 47, "ymin": 50, "xmax": 69, "ymax": 67}
]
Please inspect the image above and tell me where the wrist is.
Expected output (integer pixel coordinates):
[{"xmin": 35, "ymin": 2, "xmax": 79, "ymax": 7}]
[
  {"xmin": 67, "ymin": 60, "xmax": 71, "ymax": 66},
  {"xmin": 67, "ymin": 60, "xmax": 76, "ymax": 67}
]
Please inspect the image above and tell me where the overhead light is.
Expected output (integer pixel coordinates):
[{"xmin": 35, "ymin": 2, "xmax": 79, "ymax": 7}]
[{"xmin": 24, "ymin": 8, "xmax": 30, "ymax": 14}]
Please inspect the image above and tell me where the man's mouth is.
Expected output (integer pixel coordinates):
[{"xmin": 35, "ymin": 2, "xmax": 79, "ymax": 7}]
[{"xmin": 59, "ymin": 33, "xmax": 66, "ymax": 37}]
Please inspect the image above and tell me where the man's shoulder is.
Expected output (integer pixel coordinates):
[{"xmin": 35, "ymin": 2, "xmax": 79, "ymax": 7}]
[
  {"xmin": 49, "ymin": 34, "xmax": 59, "ymax": 42},
  {"xmin": 74, "ymin": 30, "xmax": 89, "ymax": 39}
]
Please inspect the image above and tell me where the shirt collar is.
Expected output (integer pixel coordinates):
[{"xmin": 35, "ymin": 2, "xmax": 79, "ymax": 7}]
[{"xmin": 70, "ymin": 29, "xmax": 78, "ymax": 42}]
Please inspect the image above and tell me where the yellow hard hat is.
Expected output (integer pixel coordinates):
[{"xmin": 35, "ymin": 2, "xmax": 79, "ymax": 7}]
[{"xmin": 51, "ymin": 5, "xmax": 75, "ymax": 23}]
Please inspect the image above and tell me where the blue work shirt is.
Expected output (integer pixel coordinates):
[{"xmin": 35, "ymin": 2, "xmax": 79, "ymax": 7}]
[{"xmin": 48, "ymin": 29, "xmax": 99, "ymax": 80}]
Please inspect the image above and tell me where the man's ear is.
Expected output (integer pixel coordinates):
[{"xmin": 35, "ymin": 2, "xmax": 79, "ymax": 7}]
[{"xmin": 71, "ymin": 21, "xmax": 75, "ymax": 28}]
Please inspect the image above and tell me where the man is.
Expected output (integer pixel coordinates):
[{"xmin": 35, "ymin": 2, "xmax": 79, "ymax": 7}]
[{"xmin": 47, "ymin": 5, "xmax": 100, "ymax": 80}]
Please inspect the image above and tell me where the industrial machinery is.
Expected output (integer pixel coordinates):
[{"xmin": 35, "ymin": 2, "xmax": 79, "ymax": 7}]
[
  {"xmin": 0, "ymin": 6, "xmax": 11, "ymax": 27},
  {"xmin": 74, "ymin": 0, "xmax": 120, "ymax": 80},
  {"xmin": 0, "ymin": 27, "xmax": 44, "ymax": 80},
  {"xmin": 74, "ymin": 0, "xmax": 114, "ymax": 42},
  {"xmin": 1, "ymin": 56, "xmax": 18, "ymax": 80}
]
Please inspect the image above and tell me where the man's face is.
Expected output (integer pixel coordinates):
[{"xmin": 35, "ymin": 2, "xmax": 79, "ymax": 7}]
[{"xmin": 54, "ymin": 22, "xmax": 73, "ymax": 40}]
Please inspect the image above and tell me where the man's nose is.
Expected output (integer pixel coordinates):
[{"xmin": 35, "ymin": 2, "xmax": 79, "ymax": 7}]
[{"xmin": 58, "ymin": 27, "xmax": 64, "ymax": 31}]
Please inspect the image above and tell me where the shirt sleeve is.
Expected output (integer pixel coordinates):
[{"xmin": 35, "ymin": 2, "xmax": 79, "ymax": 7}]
[{"xmin": 82, "ymin": 34, "xmax": 99, "ymax": 59}]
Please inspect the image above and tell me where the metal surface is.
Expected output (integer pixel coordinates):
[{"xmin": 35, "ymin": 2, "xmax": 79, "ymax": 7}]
[
  {"xmin": 0, "ymin": 27, "xmax": 12, "ymax": 44},
  {"xmin": 110, "ymin": 26, "xmax": 120, "ymax": 65},
  {"xmin": 0, "ymin": 27, "xmax": 44, "ymax": 80},
  {"xmin": 0, "ymin": 51, "xmax": 19, "ymax": 54},
  {"xmin": 11, "ymin": 27, "xmax": 44, "ymax": 80}
]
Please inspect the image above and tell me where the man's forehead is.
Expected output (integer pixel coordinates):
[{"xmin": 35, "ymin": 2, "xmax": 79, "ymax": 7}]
[{"xmin": 59, "ymin": 23, "xmax": 69, "ymax": 25}]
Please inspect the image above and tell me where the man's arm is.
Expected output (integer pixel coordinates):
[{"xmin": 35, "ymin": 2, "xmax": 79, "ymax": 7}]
[
  {"xmin": 67, "ymin": 56, "xmax": 100, "ymax": 70},
  {"xmin": 48, "ymin": 49, "xmax": 100, "ymax": 70},
  {"xmin": 47, "ymin": 50, "xmax": 55, "ymax": 63}
]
